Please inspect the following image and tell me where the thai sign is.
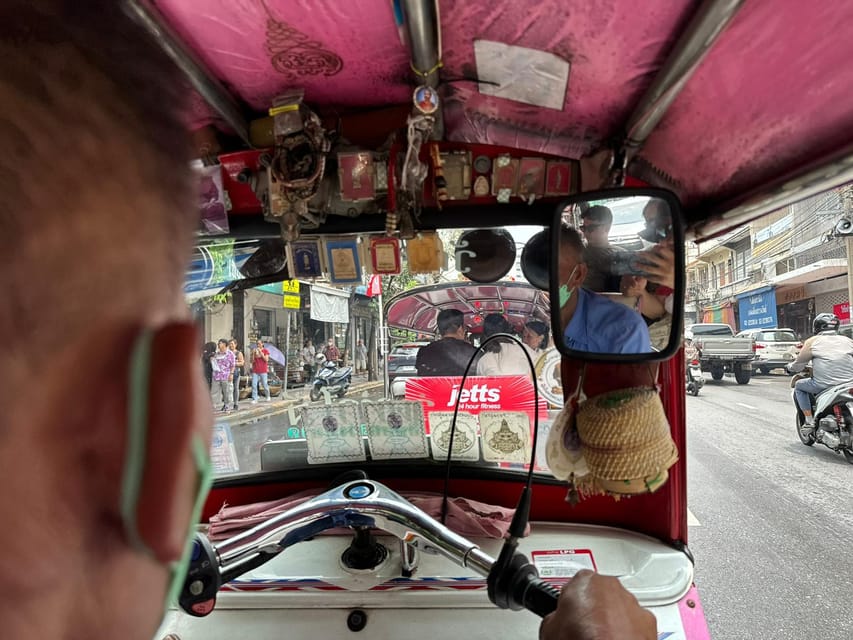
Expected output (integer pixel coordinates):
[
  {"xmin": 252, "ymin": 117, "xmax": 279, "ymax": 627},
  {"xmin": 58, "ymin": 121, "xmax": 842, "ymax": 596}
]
[{"xmin": 736, "ymin": 286, "xmax": 778, "ymax": 330}]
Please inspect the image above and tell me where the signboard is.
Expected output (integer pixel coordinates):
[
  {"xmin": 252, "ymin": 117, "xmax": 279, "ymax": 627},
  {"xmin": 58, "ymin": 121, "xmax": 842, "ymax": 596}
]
[
  {"xmin": 736, "ymin": 286, "xmax": 778, "ymax": 330},
  {"xmin": 210, "ymin": 423, "xmax": 240, "ymax": 475},
  {"xmin": 283, "ymin": 295, "xmax": 301, "ymax": 309},
  {"xmin": 282, "ymin": 279, "xmax": 300, "ymax": 294},
  {"xmin": 834, "ymin": 302, "xmax": 850, "ymax": 321},
  {"xmin": 404, "ymin": 376, "xmax": 548, "ymax": 434}
]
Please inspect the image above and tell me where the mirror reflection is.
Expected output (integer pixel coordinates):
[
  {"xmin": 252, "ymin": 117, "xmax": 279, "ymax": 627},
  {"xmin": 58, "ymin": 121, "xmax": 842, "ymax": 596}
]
[{"xmin": 556, "ymin": 195, "xmax": 676, "ymax": 355}]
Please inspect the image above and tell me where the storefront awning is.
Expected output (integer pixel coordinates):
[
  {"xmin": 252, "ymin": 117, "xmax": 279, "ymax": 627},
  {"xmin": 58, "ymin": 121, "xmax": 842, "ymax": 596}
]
[{"xmin": 771, "ymin": 259, "xmax": 847, "ymax": 286}]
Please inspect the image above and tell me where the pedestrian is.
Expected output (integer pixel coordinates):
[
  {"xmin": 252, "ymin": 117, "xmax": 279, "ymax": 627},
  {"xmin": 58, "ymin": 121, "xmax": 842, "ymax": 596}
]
[
  {"xmin": 251, "ymin": 338, "xmax": 271, "ymax": 403},
  {"xmin": 301, "ymin": 338, "xmax": 316, "ymax": 381},
  {"xmin": 228, "ymin": 338, "xmax": 244, "ymax": 410},
  {"xmin": 202, "ymin": 341, "xmax": 216, "ymax": 388},
  {"xmin": 324, "ymin": 337, "xmax": 341, "ymax": 365},
  {"xmin": 356, "ymin": 339, "xmax": 368, "ymax": 373},
  {"xmin": 210, "ymin": 339, "xmax": 235, "ymax": 412}
]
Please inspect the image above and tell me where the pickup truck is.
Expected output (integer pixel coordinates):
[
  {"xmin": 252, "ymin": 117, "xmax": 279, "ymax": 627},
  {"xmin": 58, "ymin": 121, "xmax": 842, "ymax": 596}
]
[{"xmin": 685, "ymin": 323, "xmax": 755, "ymax": 385}]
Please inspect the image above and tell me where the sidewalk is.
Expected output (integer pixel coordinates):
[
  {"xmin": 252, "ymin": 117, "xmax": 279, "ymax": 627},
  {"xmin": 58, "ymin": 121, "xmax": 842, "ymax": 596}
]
[{"xmin": 218, "ymin": 371, "xmax": 384, "ymax": 426}]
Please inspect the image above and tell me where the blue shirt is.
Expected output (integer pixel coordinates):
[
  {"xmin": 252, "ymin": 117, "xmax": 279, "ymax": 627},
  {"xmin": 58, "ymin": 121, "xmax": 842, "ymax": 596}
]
[{"xmin": 563, "ymin": 288, "xmax": 651, "ymax": 354}]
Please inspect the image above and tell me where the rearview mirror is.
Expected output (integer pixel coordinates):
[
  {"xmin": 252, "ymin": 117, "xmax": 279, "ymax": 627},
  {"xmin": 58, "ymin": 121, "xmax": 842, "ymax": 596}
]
[{"xmin": 550, "ymin": 188, "xmax": 684, "ymax": 361}]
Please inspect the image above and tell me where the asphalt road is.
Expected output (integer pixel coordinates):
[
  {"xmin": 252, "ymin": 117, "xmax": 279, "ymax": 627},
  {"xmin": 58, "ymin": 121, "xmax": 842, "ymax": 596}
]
[{"xmin": 687, "ymin": 370, "xmax": 853, "ymax": 639}]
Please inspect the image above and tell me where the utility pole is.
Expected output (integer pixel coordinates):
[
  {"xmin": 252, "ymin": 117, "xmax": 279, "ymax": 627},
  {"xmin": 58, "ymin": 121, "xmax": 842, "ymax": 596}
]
[{"xmin": 843, "ymin": 186, "xmax": 853, "ymax": 322}]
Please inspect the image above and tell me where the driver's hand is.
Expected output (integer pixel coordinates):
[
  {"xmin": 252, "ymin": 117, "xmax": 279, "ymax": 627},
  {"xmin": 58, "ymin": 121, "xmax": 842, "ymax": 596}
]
[{"xmin": 539, "ymin": 570, "xmax": 656, "ymax": 640}]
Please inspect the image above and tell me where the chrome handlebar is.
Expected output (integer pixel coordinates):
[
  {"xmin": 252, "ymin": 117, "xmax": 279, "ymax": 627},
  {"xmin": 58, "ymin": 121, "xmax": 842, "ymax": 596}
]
[
  {"xmin": 179, "ymin": 480, "xmax": 559, "ymax": 619},
  {"xmin": 215, "ymin": 479, "xmax": 494, "ymax": 578}
]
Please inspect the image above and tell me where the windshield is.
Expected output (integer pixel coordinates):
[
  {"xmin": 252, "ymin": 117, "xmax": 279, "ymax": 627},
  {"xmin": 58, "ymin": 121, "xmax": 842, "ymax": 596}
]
[
  {"xmin": 757, "ymin": 330, "xmax": 798, "ymax": 342},
  {"xmin": 195, "ymin": 226, "xmax": 564, "ymax": 481},
  {"xmin": 690, "ymin": 324, "xmax": 733, "ymax": 336}
]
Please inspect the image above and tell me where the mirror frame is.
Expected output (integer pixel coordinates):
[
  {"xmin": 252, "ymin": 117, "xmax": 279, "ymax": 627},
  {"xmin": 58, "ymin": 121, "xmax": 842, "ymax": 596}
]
[{"xmin": 549, "ymin": 187, "xmax": 685, "ymax": 363}]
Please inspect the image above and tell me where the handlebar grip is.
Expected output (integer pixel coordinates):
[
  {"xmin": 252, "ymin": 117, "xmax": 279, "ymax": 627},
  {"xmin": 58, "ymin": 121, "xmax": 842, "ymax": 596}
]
[{"xmin": 521, "ymin": 576, "xmax": 560, "ymax": 618}]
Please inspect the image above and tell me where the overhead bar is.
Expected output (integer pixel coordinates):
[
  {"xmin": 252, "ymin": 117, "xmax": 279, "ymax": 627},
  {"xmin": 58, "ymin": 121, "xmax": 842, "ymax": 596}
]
[
  {"xmin": 123, "ymin": 0, "xmax": 252, "ymax": 147},
  {"xmin": 690, "ymin": 142, "xmax": 853, "ymax": 242},
  {"xmin": 623, "ymin": 0, "xmax": 746, "ymax": 158}
]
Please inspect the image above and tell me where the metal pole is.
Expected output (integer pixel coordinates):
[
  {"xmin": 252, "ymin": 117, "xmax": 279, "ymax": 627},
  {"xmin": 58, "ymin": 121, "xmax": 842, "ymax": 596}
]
[
  {"xmin": 691, "ymin": 142, "xmax": 853, "ymax": 242},
  {"xmin": 283, "ymin": 312, "xmax": 291, "ymax": 396},
  {"xmin": 624, "ymin": 0, "xmax": 745, "ymax": 157},
  {"xmin": 379, "ymin": 290, "xmax": 389, "ymax": 399},
  {"xmin": 123, "ymin": 0, "xmax": 252, "ymax": 147}
]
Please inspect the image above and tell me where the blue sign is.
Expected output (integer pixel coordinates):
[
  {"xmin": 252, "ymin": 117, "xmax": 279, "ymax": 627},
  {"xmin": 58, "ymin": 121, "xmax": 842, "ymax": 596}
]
[{"xmin": 736, "ymin": 286, "xmax": 778, "ymax": 330}]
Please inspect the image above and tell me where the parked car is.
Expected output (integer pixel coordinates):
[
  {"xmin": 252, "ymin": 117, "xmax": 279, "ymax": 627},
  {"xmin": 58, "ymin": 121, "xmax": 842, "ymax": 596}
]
[
  {"xmin": 735, "ymin": 328, "xmax": 802, "ymax": 374},
  {"xmin": 685, "ymin": 323, "xmax": 755, "ymax": 384},
  {"xmin": 386, "ymin": 342, "xmax": 428, "ymax": 382}
]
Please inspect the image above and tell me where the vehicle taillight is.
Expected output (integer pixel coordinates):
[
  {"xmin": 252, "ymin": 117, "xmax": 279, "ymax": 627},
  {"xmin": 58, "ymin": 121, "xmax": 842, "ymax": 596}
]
[
  {"xmin": 691, "ymin": 359, "xmax": 700, "ymax": 365},
  {"xmin": 753, "ymin": 343, "xmax": 765, "ymax": 350},
  {"xmin": 795, "ymin": 342, "xmax": 803, "ymax": 349}
]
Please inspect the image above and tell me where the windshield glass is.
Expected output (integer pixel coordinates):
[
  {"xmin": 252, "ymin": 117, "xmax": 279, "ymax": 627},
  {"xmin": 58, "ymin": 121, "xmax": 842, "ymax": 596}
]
[
  {"xmin": 690, "ymin": 324, "xmax": 733, "ymax": 336},
  {"xmin": 758, "ymin": 330, "xmax": 798, "ymax": 342},
  {"xmin": 194, "ymin": 226, "xmax": 565, "ymax": 481}
]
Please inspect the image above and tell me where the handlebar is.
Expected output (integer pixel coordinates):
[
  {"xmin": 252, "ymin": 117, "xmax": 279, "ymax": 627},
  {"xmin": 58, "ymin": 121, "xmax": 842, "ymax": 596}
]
[{"xmin": 179, "ymin": 479, "xmax": 559, "ymax": 618}]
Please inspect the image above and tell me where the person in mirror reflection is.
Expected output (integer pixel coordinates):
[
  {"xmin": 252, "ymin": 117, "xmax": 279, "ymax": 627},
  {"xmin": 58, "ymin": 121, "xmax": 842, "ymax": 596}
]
[
  {"xmin": 636, "ymin": 198, "xmax": 675, "ymax": 291},
  {"xmin": 0, "ymin": 3, "xmax": 654, "ymax": 639},
  {"xmin": 416, "ymin": 309, "xmax": 479, "ymax": 376},
  {"xmin": 559, "ymin": 226, "xmax": 652, "ymax": 354},
  {"xmin": 476, "ymin": 314, "xmax": 536, "ymax": 376},
  {"xmin": 579, "ymin": 204, "xmax": 624, "ymax": 293}
]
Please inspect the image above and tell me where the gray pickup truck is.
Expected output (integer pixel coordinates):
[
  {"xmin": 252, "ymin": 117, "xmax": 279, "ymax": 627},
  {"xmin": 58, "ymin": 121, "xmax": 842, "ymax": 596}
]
[{"xmin": 685, "ymin": 323, "xmax": 755, "ymax": 385}]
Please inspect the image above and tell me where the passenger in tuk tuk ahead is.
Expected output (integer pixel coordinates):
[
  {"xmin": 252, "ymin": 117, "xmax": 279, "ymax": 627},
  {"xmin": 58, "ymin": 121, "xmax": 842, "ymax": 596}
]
[
  {"xmin": 0, "ymin": 2, "xmax": 656, "ymax": 639},
  {"xmin": 415, "ymin": 309, "xmax": 478, "ymax": 376}
]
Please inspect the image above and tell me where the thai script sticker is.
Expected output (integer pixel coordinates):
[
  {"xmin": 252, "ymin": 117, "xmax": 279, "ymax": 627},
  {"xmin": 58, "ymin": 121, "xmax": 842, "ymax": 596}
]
[{"xmin": 531, "ymin": 549, "xmax": 597, "ymax": 578}]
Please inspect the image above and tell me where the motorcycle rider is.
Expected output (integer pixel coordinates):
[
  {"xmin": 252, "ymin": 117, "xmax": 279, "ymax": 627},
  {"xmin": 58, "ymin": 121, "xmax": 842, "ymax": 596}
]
[{"xmin": 786, "ymin": 313, "xmax": 853, "ymax": 429}]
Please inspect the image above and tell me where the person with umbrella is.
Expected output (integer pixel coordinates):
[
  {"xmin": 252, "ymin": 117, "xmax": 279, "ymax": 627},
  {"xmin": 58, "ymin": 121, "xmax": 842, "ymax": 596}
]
[{"xmin": 250, "ymin": 338, "xmax": 271, "ymax": 403}]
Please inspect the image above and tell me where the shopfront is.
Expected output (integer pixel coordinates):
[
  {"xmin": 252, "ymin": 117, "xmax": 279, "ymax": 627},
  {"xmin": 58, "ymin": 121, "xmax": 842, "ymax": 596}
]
[{"xmin": 775, "ymin": 285, "xmax": 812, "ymax": 339}]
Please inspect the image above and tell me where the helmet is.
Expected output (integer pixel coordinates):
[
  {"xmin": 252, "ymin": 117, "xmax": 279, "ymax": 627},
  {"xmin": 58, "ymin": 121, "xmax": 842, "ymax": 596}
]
[
  {"xmin": 813, "ymin": 313, "xmax": 840, "ymax": 334},
  {"xmin": 315, "ymin": 353, "xmax": 327, "ymax": 364}
]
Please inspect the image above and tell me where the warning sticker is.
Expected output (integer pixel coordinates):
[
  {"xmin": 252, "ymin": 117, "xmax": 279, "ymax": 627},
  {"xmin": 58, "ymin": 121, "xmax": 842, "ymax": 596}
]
[{"xmin": 531, "ymin": 549, "xmax": 597, "ymax": 579}]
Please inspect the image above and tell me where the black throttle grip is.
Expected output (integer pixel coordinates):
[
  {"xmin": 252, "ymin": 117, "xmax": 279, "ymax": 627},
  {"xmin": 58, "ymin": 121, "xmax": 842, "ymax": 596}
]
[{"xmin": 520, "ymin": 576, "xmax": 560, "ymax": 618}]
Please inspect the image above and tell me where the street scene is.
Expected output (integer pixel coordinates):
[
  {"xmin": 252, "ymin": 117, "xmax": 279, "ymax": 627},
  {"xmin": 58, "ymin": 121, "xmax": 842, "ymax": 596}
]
[{"xmin": 686, "ymin": 372, "xmax": 853, "ymax": 640}]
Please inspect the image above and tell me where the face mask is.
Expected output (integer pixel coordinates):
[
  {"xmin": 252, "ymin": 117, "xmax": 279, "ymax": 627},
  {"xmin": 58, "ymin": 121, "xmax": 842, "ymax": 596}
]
[
  {"xmin": 120, "ymin": 329, "xmax": 213, "ymax": 612},
  {"xmin": 559, "ymin": 266, "xmax": 579, "ymax": 308}
]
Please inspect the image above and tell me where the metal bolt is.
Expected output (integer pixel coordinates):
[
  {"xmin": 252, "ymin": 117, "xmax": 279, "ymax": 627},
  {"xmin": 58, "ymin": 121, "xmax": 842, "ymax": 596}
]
[
  {"xmin": 687, "ymin": 599, "xmax": 696, "ymax": 608},
  {"xmin": 189, "ymin": 580, "xmax": 204, "ymax": 596}
]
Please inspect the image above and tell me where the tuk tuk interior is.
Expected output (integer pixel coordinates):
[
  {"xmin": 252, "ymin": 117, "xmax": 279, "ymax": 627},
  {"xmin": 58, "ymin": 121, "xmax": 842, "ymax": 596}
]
[{"xmin": 138, "ymin": 0, "xmax": 853, "ymax": 636}]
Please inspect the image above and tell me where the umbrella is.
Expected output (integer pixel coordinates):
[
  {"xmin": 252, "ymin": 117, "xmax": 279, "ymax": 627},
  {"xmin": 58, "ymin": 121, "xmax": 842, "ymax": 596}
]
[{"xmin": 263, "ymin": 343, "xmax": 286, "ymax": 367}]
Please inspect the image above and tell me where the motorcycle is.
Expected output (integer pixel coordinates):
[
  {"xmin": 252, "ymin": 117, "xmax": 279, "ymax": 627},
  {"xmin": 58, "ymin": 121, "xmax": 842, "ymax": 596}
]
[
  {"xmin": 789, "ymin": 367, "xmax": 853, "ymax": 464},
  {"xmin": 309, "ymin": 355, "xmax": 353, "ymax": 401},
  {"xmin": 685, "ymin": 342, "xmax": 704, "ymax": 396},
  {"xmin": 686, "ymin": 358, "xmax": 704, "ymax": 396}
]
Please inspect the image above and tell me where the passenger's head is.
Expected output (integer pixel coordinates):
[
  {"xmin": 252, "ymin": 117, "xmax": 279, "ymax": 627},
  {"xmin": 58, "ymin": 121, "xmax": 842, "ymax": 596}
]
[
  {"xmin": 0, "ymin": 2, "xmax": 206, "ymax": 637},
  {"xmin": 482, "ymin": 313, "xmax": 513, "ymax": 353},
  {"xmin": 557, "ymin": 225, "xmax": 588, "ymax": 294},
  {"xmin": 523, "ymin": 320, "xmax": 549, "ymax": 351},
  {"xmin": 436, "ymin": 309, "xmax": 465, "ymax": 339},
  {"xmin": 580, "ymin": 205, "xmax": 613, "ymax": 248},
  {"xmin": 640, "ymin": 198, "xmax": 673, "ymax": 244}
]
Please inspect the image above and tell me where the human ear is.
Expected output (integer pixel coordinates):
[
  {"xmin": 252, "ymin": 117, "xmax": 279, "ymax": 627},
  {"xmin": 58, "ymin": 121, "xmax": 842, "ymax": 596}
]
[{"xmin": 131, "ymin": 323, "xmax": 212, "ymax": 563}]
